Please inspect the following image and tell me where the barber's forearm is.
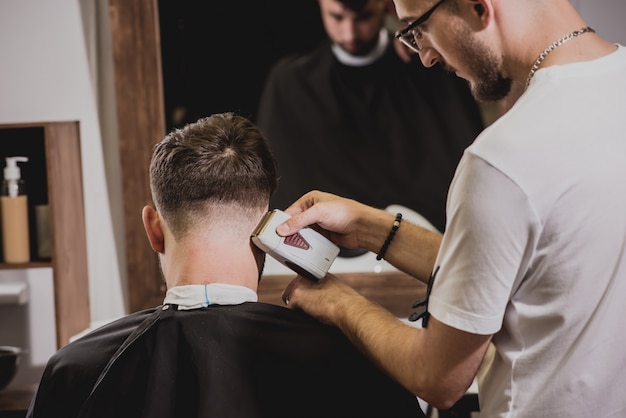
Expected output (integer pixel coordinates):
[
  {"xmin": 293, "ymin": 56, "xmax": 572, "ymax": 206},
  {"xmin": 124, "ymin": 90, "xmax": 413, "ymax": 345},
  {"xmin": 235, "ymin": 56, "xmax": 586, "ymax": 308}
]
[
  {"xmin": 334, "ymin": 293, "xmax": 429, "ymax": 396},
  {"xmin": 357, "ymin": 209, "xmax": 441, "ymax": 284},
  {"xmin": 334, "ymin": 294, "xmax": 484, "ymax": 408}
]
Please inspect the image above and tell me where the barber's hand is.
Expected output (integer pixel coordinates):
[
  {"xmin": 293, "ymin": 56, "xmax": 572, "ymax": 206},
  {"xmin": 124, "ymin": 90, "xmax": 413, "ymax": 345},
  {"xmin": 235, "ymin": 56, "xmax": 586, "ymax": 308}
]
[
  {"xmin": 277, "ymin": 190, "xmax": 374, "ymax": 251},
  {"xmin": 281, "ymin": 273, "xmax": 362, "ymax": 326}
]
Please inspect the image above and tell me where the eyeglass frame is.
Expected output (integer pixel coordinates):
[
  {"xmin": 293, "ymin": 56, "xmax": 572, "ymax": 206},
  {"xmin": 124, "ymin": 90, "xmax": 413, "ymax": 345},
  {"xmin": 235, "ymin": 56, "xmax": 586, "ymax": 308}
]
[{"xmin": 394, "ymin": 0, "xmax": 448, "ymax": 53}]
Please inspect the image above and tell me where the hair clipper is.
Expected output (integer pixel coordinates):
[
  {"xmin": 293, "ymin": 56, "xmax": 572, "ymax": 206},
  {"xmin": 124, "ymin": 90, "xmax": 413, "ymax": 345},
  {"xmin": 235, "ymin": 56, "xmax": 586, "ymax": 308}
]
[{"xmin": 251, "ymin": 209, "xmax": 339, "ymax": 281}]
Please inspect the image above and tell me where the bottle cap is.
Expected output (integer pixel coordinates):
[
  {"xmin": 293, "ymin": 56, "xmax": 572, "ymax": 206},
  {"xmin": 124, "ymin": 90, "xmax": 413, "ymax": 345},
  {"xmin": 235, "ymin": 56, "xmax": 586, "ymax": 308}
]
[{"xmin": 4, "ymin": 156, "xmax": 28, "ymax": 181}]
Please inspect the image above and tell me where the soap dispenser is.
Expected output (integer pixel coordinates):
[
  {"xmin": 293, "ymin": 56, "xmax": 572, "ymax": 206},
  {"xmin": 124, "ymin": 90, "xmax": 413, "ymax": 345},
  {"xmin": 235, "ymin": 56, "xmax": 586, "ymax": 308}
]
[{"xmin": 1, "ymin": 156, "xmax": 30, "ymax": 263}]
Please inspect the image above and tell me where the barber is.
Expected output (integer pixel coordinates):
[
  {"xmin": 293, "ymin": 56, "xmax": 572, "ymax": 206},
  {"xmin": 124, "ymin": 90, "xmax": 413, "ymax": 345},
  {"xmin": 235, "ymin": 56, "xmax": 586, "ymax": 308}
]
[{"xmin": 278, "ymin": 0, "xmax": 626, "ymax": 416}]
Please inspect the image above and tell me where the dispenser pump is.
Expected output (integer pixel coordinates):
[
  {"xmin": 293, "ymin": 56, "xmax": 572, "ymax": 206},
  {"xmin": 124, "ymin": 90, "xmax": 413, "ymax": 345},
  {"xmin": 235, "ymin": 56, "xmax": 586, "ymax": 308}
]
[
  {"xmin": 1, "ymin": 156, "xmax": 30, "ymax": 263},
  {"xmin": 4, "ymin": 156, "xmax": 28, "ymax": 198}
]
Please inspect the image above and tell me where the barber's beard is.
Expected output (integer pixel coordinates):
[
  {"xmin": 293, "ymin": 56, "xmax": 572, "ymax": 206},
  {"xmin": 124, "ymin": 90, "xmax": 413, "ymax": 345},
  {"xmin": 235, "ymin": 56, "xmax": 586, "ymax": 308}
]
[{"xmin": 456, "ymin": 27, "xmax": 512, "ymax": 102}]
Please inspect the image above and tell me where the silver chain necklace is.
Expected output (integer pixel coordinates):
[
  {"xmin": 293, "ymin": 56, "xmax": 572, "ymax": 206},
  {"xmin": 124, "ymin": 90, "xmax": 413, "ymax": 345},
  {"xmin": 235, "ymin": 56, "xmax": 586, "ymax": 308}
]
[{"xmin": 525, "ymin": 26, "xmax": 595, "ymax": 88}]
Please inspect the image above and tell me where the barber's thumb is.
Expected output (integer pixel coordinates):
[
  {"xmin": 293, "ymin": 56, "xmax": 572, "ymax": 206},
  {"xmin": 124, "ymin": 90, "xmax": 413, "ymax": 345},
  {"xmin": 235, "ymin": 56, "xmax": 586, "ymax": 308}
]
[{"xmin": 276, "ymin": 222, "xmax": 291, "ymax": 236}]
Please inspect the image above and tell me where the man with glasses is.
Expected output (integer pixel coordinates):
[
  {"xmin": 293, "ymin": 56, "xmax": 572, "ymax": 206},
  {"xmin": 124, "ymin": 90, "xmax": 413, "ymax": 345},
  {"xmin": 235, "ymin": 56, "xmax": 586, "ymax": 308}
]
[
  {"xmin": 277, "ymin": 0, "xmax": 626, "ymax": 416},
  {"xmin": 256, "ymin": 0, "xmax": 485, "ymax": 235}
]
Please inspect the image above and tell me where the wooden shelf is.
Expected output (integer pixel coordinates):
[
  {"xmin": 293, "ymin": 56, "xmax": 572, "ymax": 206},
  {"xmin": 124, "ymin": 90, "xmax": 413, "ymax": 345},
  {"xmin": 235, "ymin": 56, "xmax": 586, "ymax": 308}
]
[
  {"xmin": 0, "ymin": 384, "xmax": 37, "ymax": 414},
  {"xmin": 0, "ymin": 121, "xmax": 90, "ymax": 348},
  {"xmin": 0, "ymin": 262, "xmax": 50, "ymax": 270}
]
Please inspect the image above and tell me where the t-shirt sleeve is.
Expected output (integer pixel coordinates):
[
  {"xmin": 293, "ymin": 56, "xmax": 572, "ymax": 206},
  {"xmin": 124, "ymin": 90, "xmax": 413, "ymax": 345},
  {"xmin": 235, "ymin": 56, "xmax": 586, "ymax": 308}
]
[{"xmin": 428, "ymin": 152, "xmax": 538, "ymax": 335}]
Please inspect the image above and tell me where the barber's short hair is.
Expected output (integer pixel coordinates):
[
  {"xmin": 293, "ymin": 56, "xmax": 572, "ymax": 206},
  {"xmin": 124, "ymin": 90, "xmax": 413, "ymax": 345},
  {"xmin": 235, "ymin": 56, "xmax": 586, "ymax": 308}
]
[{"xmin": 150, "ymin": 112, "xmax": 278, "ymax": 237}]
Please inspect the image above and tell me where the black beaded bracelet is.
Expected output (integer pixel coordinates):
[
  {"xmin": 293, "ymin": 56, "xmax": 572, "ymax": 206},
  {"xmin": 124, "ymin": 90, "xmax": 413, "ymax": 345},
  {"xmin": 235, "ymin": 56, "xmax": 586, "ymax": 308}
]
[{"xmin": 376, "ymin": 213, "xmax": 402, "ymax": 260}]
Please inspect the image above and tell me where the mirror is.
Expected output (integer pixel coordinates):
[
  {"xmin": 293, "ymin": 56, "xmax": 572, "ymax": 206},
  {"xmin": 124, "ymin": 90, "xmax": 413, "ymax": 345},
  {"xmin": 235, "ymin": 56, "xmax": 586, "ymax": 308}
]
[{"xmin": 158, "ymin": 0, "xmax": 327, "ymax": 131}]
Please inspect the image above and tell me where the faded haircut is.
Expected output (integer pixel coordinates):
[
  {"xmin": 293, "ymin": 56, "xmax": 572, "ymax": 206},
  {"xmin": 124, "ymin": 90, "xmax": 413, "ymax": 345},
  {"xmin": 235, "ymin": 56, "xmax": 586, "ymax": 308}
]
[{"xmin": 149, "ymin": 112, "xmax": 278, "ymax": 238}]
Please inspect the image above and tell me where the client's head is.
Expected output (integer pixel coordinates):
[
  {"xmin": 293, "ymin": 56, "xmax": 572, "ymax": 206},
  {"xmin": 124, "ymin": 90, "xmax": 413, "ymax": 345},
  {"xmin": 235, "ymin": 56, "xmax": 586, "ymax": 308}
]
[{"xmin": 143, "ymin": 112, "xmax": 278, "ymax": 288}]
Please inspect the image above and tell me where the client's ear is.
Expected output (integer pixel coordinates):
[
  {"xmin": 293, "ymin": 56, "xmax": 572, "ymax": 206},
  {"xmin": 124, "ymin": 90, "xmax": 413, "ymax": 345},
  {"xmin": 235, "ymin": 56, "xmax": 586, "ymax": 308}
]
[{"xmin": 142, "ymin": 205, "xmax": 165, "ymax": 253}]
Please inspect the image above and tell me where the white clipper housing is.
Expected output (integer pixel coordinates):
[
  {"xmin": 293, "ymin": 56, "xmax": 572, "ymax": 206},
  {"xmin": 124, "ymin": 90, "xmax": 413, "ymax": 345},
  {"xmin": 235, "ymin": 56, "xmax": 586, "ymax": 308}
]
[{"xmin": 251, "ymin": 209, "xmax": 339, "ymax": 281}]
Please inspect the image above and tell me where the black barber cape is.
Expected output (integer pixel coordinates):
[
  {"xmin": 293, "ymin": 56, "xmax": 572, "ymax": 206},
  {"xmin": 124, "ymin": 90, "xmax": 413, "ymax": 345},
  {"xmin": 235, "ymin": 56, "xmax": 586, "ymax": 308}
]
[
  {"xmin": 27, "ymin": 303, "xmax": 424, "ymax": 418},
  {"xmin": 257, "ymin": 35, "xmax": 484, "ymax": 232}
]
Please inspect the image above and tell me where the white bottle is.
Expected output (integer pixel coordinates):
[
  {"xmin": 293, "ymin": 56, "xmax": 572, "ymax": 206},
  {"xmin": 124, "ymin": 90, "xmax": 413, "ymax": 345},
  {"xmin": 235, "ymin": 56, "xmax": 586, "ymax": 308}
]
[{"xmin": 1, "ymin": 156, "xmax": 30, "ymax": 263}]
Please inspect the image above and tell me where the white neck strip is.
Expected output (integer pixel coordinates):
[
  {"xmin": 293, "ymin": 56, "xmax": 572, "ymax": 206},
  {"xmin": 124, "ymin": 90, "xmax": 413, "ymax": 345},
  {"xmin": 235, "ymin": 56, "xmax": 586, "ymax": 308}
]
[
  {"xmin": 331, "ymin": 28, "xmax": 389, "ymax": 66},
  {"xmin": 164, "ymin": 283, "xmax": 258, "ymax": 310}
]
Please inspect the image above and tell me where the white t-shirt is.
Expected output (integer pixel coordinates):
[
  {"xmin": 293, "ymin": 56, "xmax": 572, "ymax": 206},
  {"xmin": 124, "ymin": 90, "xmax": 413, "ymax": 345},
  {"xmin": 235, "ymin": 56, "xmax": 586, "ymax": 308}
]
[{"xmin": 429, "ymin": 45, "xmax": 626, "ymax": 417}]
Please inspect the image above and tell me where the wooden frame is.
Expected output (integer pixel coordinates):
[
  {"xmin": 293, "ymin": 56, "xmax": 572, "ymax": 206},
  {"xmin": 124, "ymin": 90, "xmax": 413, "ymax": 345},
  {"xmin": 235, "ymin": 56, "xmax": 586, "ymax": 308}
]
[{"xmin": 109, "ymin": 0, "xmax": 166, "ymax": 311}]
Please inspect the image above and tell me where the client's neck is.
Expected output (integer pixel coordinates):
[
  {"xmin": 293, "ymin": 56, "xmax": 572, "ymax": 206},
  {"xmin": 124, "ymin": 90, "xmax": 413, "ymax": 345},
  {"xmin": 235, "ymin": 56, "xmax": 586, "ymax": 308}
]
[{"xmin": 163, "ymin": 230, "xmax": 260, "ymax": 292}]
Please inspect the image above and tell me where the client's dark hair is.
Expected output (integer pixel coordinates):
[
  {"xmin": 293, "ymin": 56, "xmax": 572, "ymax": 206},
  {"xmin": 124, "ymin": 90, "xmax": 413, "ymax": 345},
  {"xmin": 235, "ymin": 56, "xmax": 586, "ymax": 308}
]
[{"xmin": 150, "ymin": 112, "xmax": 278, "ymax": 237}]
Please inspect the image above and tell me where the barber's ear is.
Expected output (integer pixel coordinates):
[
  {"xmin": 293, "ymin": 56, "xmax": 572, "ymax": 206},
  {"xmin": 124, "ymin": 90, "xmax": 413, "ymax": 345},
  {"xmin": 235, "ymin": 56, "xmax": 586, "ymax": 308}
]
[
  {"xmin": 465, "ymin": 0, "xmax": 492, "ymax": 28},
  {"xmin": 142, "ymin": 205, "xmax": 165, "ymax": 253}
]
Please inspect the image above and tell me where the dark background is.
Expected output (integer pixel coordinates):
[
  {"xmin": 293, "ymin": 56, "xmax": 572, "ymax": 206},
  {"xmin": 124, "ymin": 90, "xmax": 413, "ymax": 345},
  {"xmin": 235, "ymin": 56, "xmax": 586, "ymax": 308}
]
[{"xmin": 158, "ymin": 0, "xmax": 327, "ymax": 131}]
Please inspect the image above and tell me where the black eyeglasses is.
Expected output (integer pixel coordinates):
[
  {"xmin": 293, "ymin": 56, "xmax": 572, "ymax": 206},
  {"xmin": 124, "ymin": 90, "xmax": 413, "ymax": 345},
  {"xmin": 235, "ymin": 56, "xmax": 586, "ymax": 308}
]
[{"xmin": 394, "ymin": 0, "xmax": 448, "ymax": 53}]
